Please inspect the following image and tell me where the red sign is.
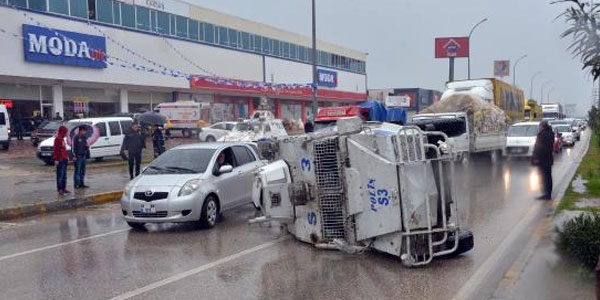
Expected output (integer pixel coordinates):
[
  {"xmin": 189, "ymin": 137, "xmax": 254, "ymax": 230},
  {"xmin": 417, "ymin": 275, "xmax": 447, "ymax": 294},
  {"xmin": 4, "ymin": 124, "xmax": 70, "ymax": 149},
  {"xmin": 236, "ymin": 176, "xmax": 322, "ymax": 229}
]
[
  {"xmin": 315, "ymin": 106, "xmax": 367, "ymax": 122},
  {"xmin": 435, "ymin": 37, "xmax": 470, "ymax": 58},
  {"xmin": 0, "ymin": 100, "xmax": 13, "ymax": 109}
]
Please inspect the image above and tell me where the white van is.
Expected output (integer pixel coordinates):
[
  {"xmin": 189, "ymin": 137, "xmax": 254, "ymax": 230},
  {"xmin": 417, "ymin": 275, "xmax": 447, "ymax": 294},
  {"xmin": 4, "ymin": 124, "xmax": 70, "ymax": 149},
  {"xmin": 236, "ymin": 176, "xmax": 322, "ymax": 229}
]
[
  {"xmin": 0, "ymin": 104, "xmax": 10, "ymax": 150},
  {"xmin": 37, "ymin": 117, "xmax": 133, "ymax": 165}
]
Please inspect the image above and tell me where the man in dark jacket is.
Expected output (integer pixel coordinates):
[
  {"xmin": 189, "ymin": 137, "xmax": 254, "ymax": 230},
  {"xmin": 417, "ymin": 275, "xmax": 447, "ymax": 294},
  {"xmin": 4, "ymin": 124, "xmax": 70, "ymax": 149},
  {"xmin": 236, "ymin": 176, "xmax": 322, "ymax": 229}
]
[
  {"xmin": 532, "ymin": 120, "xmax": 554, "ymax": 200},
  {"xmin": 122, "ymin": 123, "xmax": 145, "ymax": 180},
  {"xmin": 152, "ymin": 125, "xmax": 165, "ymax": 159},
  {"xmin": 72, "ymin": 126, "xmax": 89, "ymax": 189}
]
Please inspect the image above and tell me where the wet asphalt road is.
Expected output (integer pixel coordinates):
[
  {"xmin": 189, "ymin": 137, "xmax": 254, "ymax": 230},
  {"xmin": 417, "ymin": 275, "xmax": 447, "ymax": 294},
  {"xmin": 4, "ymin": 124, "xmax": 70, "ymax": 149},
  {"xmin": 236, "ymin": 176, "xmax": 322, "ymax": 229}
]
[{"xmin": 0, "ymin": 132, "xmax": 590, "ymax": 300}]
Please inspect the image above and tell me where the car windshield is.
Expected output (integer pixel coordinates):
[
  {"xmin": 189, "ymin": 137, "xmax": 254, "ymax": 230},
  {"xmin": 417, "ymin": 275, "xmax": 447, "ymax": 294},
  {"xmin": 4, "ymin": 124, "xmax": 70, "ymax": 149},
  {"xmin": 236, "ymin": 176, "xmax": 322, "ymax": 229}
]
[
  {"xmin": 144, "ymin": 149, "xmax": 216, "ymax": 174},
  {"xmin": 314, "ymin": 121, "xmax": 336, "ymax": 132},
  {"xmin": 508, "ymin": 125, "xmax": 538, "ymax": 137},
  {"xmin": 233, "ymin": 122, "xmax": 262, "ymax": 132},
  {"xmin": 555, "ymin": 125, "xmax": 571, "ymax": 133},
  {"xmin": 66, "ymin": 122, "xmax": 92, "ymax": 130},
  {"xmin": 40, "ymin": 121, "xmax": 61, "ymax": 131}
]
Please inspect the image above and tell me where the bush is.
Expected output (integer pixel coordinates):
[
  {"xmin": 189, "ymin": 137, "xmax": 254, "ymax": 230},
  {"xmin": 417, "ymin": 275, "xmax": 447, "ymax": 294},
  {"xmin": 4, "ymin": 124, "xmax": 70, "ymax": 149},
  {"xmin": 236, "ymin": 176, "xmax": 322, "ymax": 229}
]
[{"xmin": 559, "ymin": 213, "xmax": 600, "ymax": 271}]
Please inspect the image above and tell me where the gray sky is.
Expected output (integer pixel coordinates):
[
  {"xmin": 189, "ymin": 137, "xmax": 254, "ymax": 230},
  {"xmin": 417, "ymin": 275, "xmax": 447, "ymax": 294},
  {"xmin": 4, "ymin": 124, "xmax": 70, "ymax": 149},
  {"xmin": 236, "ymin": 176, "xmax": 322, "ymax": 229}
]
[{"xmin": 197, "ymin": 0, "xmax": 593, "ymax": 116}]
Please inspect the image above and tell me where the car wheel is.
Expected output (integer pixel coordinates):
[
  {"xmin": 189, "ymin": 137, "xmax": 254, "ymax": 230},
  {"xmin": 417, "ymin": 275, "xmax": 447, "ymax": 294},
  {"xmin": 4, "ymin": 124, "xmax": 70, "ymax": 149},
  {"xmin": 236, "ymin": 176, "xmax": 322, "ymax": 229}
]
[
  {"xmin": 205, "ymin": 136, "xmax": 216, "ymax": 142},
  {"xmin": 199, "ymin": 195, "xmax": 219, "ymax": 229},
  {"xmin": 127, "ymin": 222, "xmax": 146, "ymax": 230},
  {"xmin": 94, "ymin": 157, "xmax": 104, "ymax": 162},
  {"xmin": 182, "ymin": 129, "xmax": 192, "ymax": 138}
]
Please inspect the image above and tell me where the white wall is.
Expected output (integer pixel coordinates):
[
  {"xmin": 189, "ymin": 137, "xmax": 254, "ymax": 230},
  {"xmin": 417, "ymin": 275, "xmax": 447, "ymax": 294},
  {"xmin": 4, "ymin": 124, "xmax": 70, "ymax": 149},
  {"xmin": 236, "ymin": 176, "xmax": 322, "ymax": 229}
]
[
  {"xmin": 0, "ymin": 6, "xmax": 263, "ymax": 89},
  {"xmin": 265, "ymin": 56, "xmax": 366, "ymax": 94}
]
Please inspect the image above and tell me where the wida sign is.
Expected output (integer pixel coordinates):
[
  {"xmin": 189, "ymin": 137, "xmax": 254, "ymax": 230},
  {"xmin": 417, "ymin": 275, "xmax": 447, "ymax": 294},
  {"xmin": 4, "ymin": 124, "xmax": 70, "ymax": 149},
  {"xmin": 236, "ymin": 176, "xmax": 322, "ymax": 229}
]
[
  {"xmin": 435, "ymin": 37, "xmax": 469, "ymax": 58},
  {"xmin": 317, "ymin": 69, "xmax": 338, "ymax": 88}
]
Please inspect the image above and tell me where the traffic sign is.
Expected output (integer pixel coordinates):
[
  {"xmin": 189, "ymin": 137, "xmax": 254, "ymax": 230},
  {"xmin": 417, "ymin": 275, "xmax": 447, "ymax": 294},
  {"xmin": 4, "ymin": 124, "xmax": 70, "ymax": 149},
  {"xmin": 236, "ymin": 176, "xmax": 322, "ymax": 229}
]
[{"xmin": 435, "ymin": 37, "xmax": 470, "ymax": 58}]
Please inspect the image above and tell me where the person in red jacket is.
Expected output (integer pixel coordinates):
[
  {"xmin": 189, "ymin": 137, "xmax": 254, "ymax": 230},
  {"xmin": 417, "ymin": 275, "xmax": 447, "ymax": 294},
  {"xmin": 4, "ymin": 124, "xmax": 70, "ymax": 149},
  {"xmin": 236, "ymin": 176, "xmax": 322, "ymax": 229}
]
[{"xmin": 53, "ymin": 125, "xmax": 70, "ymax": 195}]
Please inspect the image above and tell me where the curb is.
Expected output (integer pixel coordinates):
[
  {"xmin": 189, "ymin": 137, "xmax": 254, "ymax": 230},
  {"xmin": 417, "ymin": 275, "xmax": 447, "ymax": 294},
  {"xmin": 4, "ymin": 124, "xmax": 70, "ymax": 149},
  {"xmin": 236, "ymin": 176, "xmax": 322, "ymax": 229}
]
[{"xmin": 0, "ymin": 190, "xmax": 123, "ymax": 222}]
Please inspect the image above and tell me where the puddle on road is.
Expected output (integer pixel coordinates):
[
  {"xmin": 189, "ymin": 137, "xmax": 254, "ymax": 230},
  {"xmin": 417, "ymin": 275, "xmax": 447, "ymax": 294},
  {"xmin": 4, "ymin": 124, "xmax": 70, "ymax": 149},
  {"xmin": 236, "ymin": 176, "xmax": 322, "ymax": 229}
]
[{"xmin": 0, "ymin": 222, "xmax": 17, "ymax": 231}]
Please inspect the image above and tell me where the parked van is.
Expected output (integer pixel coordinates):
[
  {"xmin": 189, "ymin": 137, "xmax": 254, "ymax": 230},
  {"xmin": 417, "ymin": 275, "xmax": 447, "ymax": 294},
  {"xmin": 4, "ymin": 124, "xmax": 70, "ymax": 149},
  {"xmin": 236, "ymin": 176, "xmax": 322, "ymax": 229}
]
[
  {"xmin": 0, "ymin": 104, "xmax": 10, "ymax": 150},
  {"xmin": 36, "ymin": 117, "xmax": 133, "ymax": 165}
]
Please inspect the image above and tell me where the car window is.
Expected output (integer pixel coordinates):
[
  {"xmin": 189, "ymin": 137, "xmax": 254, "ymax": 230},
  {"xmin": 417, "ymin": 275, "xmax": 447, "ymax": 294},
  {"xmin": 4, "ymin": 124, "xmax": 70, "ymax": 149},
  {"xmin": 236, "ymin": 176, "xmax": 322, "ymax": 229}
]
[
  {"xmin": 225, "ymin": 123, "xmax": 235, "ymax": 130},
  {"xmin": 232, "ymin": 146, "xmax": 255, "ymax": 166},
  {"xmin": 211, "ymin": 123, "xmax": 225, "ymax": 130},
  {"xmin": 0, "ymin": 113, "xmax": 5, "ymax": 125},
  {"xmin": 108, "ymin": 121, "xmax": 122, "ymax": 136},
  {"xmin": 42, "ymin": 121, "xmax": 61, "ymax": 131},
  {"xmin": 508, "ymin": 125, "xmax": 538, "ymax": 137},
  {"xmin": 121, "ymin": 120, "xmax": 133, "ymax": 134},
  {"xmin": 144, "ymin": 149, "xmax": 215, "ymax": 174},
  {"xmin": 96, "ymin": 122, "xmax": 107, "ymax": 137}
]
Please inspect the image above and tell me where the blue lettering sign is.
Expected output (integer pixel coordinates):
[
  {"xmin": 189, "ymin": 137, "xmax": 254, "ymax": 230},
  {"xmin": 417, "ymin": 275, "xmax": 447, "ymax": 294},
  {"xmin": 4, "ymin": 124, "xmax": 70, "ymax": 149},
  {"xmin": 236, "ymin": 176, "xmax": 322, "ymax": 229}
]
[
  {"xmin": 317, "ymin": 69, "xmax": 338, "ymax": 88},
  {"xmin": 307, "ymin": 211, "xmax": 317, "ymax": 226},
  {"xmin": 300, "ymin": 157, "xmax": 311, "ymax": 172},
  {"xmin": 22, "ymin": 24, "xmax": 107, "ymax": 69},
  {"xmin": 367, "ymin": 178, "xmax": 389, "ymax": 212}
]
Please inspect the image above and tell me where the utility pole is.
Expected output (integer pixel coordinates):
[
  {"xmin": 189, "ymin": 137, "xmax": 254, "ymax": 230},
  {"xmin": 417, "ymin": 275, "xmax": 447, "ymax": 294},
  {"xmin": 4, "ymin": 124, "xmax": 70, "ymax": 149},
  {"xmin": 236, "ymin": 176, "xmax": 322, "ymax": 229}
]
[
  {"xmin": 529, "ymin": 71, "xmax": 542, "ymax": 100},
  {"xmin": 311, "ymin": 0, "xmax": 318, "ymax": 121},
  {"xmin": 512, "ymin": 54, "xmax": 527, "ymax": 87},
  {"xmin": 467, "ymin": 18, "xmax": 488, "ymax": 80}
]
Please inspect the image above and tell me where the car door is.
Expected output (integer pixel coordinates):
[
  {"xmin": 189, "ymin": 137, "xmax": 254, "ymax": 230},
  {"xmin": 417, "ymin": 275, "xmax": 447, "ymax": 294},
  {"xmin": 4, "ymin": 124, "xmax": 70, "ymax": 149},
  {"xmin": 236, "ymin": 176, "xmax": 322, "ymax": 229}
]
[
  {"xmin": 211, "ymin": 147, "xmax": 241, "ymax": 210},
  {"xmin": 90, "ymin": 122, "xmax": 109, "ymax": 158},
  {"xmin": 107, "ymin": 121, "xmax": 123, "ymax": 156},
  {"xmin": 231, "ymin": 145, "xmax": 261, "ymax": 204}
]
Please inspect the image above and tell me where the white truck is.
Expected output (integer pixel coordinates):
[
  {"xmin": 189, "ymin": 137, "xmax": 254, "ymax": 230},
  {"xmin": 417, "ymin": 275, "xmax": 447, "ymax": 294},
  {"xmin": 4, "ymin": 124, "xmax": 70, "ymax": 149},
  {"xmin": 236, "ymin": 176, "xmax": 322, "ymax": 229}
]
[
  {"xmin": 411, "ymin": 93, "xmax": 508, "ymax": 161},
  {"xmin": 250, "ymin": 117, "xmax": 474, "ymax": 267},
  {"xmin": 153, "ymin": 101, "xmax": 206, "ymax": 138}
]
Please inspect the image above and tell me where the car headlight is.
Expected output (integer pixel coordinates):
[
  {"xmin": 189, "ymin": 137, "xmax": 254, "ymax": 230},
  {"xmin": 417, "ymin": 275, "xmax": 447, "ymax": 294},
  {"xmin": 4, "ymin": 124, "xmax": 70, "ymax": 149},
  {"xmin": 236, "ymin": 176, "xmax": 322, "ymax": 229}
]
[
  {"xmin": 178, "ymin": 179, "xmax": 201, "ymax": 197},
  {"xmin": 123, "ymin": 185, "xmax": 132, "ymax": 199}
]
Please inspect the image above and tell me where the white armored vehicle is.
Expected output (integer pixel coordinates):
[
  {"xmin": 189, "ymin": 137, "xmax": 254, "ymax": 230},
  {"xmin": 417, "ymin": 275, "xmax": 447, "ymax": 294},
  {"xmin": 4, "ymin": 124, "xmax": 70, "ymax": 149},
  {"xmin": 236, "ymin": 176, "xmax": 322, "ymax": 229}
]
[{"xmin": 252, "ymin": 117, "xmax": 473, "ymax": 267}]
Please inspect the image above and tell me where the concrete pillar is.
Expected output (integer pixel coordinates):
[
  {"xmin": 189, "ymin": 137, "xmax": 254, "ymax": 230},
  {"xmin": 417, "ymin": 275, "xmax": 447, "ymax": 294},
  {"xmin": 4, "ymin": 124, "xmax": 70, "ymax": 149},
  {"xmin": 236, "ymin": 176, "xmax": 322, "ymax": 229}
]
[
  {"xmin": 52, "ymin": 85, "xmax": 64, "ymax": 118},
  {"xmin": 119, "ymin": 89, "xmax": 129, "ymax": 113}
]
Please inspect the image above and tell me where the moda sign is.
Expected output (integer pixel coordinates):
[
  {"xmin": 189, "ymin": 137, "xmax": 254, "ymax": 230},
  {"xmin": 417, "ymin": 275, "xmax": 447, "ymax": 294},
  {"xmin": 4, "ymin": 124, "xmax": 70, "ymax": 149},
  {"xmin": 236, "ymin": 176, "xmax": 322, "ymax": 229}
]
[{"xmin": 22, "ymin": 24, "xmax": 107, "ymax": 68}]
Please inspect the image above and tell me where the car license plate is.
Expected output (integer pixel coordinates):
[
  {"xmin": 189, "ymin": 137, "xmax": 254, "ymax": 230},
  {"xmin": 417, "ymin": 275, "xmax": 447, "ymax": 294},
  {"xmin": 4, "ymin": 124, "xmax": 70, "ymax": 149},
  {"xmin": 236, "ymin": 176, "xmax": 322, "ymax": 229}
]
[
  {"xmin": 510, "ymin": 148, "xmax": 524, "ymax": 154},
  {"xmin": 141, "ymin": 204, "xmax": 156, "ymax": 213},
  {"xmin": 41, "ymin": 153, "xmax": 51, "ymax": 157}
]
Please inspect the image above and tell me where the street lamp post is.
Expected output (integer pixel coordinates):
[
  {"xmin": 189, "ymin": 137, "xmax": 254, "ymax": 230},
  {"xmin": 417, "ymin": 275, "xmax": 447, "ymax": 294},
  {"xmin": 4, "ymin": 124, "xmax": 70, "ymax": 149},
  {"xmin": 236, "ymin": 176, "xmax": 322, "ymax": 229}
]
[
  {"xmin": 512, "ymin": 54, "xmax": 528, "ymax": 87},
  {"xmin": 467, "ymin": 18, "xmax": 488, "ymax": 80},
  {"xmin": 547, "ymin": 88, "xmax": 555, "ymax": 104},
  {"xmin": 529, "ymin": 71, "xmax": 542, "ymax": 100},
  {"xmin": 311, "ymin": 0, "xmax": 318, "ymax": 121},
  {"xmin": 540, "ymin": 81, "xmax": 551, "ymax": 104}
]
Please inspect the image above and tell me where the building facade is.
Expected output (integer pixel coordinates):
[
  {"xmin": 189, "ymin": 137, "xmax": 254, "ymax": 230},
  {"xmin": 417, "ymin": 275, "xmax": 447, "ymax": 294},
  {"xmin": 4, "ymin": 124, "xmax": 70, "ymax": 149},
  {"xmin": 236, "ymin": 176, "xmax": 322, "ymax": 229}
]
[{"xmin": 0, "ymin": 0, "xmax": 367, "ymax": 122}]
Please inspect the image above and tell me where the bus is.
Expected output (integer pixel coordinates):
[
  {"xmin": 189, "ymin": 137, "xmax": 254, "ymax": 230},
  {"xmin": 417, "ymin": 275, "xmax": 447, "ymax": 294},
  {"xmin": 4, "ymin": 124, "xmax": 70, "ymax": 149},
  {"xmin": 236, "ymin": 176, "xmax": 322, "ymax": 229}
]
[{"xmin": 442, "ymin": 78, "xmax": 524, "ymax": 124}]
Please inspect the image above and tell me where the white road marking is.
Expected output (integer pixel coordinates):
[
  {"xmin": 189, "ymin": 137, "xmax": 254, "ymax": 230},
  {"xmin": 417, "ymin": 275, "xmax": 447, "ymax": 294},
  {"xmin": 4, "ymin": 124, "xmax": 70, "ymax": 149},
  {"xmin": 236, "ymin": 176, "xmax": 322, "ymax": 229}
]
[
  {"xmin": 108, "ymin": 235, "xmax": 291, "ymax": 300},
  {"xmin": 0, "ymin": 228, "xmax": 129, "ymax": 262}
]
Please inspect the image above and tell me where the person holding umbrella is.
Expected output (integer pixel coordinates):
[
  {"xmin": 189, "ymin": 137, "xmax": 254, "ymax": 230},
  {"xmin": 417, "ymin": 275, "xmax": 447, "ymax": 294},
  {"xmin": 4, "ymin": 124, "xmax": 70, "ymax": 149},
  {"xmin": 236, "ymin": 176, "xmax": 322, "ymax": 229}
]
[
  {"xmin": 122, "ymin": 123, "xmax": 145, "ymax": 180},
  {"xmin": 73, "ymin": 125, "xmax": 90, "ymax": 189},
  {"xmin": 152, "ymin": 125, "xmax": 165, "ymax": 158}
]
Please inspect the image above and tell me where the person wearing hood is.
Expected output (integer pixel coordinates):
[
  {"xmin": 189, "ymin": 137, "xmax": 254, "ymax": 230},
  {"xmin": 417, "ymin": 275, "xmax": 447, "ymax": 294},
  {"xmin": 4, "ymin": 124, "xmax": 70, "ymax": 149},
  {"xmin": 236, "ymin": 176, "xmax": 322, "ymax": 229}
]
[{"xmin": 53, "ymin": 126, "xmax": 70, "ymax": 196}]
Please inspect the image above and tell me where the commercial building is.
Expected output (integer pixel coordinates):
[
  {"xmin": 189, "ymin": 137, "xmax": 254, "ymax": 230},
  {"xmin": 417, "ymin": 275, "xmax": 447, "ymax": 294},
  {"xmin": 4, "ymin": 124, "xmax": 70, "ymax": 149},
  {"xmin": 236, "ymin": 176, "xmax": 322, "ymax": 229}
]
[{"xmin": 0, "ymin": 0, "xmax": 367, "ymax": 122}]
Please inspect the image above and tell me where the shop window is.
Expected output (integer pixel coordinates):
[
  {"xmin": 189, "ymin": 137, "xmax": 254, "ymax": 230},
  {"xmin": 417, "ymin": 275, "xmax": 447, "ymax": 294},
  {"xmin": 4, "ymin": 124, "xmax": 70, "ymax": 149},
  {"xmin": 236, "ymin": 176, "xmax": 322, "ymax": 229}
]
[
  {"xmin": 69, "ymin": 0, "xmax": 88, "ymax": 18},
  {"xmin": 229, "ymin": 28, "xmax": 238, "ymax": 47},
  {"xmin": 49, "ymin": 0, "xmax": 69, "ymax": 15},
  {"xmin": 203, "ymin": 23, "xmax": 215, "ymax": 43},
  {"xmin": 155, "ymin": 11, "xmax": 169, "ymax": 34},
  {"xmin": 271, "ymin": 40, "xmax": 280, "ymax": 56},
  {"xmin": 96, "ymin": 0, "xmax": 113, "ymax": 23},
  {"xmin": 241, "ymin": 32, "xmax": 250, "ymax": 50},
  {"xmin": 261, "ymin": 37, "xmax": 270, "ymax": 54},
  {"xmin": 8, "ymin": 0, "xmax": 26, "ymax": 8},
  {"xmin": 136, "ymin": 6, "xmax": 150, "ymax": 31},
  {"xmin": 170, "ymin": 14, "xmax": 176, "ymax": 35},
  {"xmin": 28, "ymin": 0, "xmax": 47, "ymax": 11},
  {"xmin": 290, "ymin": 44, "xmax": 298, "ymax": 60},
  {"xmin": 298, "ymin": 46, "xmax": 306, "ymax": 62},
  {"xmin": 87, "ymin": 0, "xmax": 96, "ymax": 19},
  {"xmin": 218, "ymin": 26, "xmax": 228, "ymax": 46},
  {"xmin": 120, "ymin": 3, "xmax": 135, "ymax": 28},
  {"xmin": 253, "ymin": 35, "xmax": 261, "ymax": 52},
  {"xmin": 176, "ymin": 15, "xmax": 187, "ymax": 38},
  {"xmin": 282, "ymin": 42, "xmax": 290, "ymax": 58},
  {"xmin": 189, "ymin": 19, "xmax": 199, "ymax": 40},
  {"xmin": 112, "ymin": 1, "xmax": 120, "ymax": 24}
]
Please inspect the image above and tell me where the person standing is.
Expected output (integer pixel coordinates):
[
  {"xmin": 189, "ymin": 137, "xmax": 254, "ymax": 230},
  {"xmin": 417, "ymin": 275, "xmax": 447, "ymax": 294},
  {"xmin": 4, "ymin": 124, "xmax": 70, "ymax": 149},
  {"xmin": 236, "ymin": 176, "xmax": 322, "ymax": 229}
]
[
  {"xmin": 152, "ymin": 125, "xmax": 165, "ymax": 159},
  {"xmin": 122, "ymin": 123, "xmax": 145, "ymax": 180},
  {"xmin": 532, "ymin": 120, "xmax": 554, "ymax": 200},
  {"xmin": 53, "ymin": 126, "xmax": 70, "ymax": 196},
  {"xmin": 54, "ymin": 112, "xmax": 63, "ymax": 121},
  {"xmin": 73, "ymin": 126, "xmax": 89, "ymax": 189}
]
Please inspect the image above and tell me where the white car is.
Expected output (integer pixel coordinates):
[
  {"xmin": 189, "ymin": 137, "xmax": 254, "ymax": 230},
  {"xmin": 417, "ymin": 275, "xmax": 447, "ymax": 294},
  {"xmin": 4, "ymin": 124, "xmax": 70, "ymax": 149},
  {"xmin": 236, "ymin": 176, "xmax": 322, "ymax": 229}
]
[
  {"xmin": 198, "ymin": 121, "xmax": 236, "ymax": 142},
  {"xmin": 121, "ymin": 142, "xmax": 266, "ymax": 229},
  {"xmin": 504, "ymin": 122, "xmax": 540, "ymax": 157},
  {"xmin": 219, "ymin": 119, "xmax": 288, "ymax": 142},
  {"xmin": 37, "ymin": 117, "xmax": 133, "ymax": 165},
  {"xmin": 554, "ymin": 124, "xmax": 575, "ymax": 146},
  {"xmin": 0, "ymin": 104, "xmax": 10, "ymax": 150}
]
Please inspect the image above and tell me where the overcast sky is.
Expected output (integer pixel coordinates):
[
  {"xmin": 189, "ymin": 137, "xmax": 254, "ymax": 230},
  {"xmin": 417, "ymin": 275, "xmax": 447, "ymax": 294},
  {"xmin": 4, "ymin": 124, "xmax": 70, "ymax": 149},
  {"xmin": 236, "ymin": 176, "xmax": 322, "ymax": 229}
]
[{"xmin": 197, "ymin": 0, "xmax": 594, "ymax": 116}]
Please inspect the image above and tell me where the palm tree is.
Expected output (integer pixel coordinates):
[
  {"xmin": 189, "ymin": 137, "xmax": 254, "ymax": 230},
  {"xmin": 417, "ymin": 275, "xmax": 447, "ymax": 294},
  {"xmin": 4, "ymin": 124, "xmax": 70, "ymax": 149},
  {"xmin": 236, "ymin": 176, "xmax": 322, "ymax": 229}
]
[{"xmin": 555, "ymin": 0, "xmax": 600, "ymax": 79}]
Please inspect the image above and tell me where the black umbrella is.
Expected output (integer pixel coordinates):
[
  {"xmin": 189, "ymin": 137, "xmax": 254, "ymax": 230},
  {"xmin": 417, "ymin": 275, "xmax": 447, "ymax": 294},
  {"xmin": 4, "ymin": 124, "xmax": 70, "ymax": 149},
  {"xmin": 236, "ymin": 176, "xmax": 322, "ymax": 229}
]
[{"xmin": 137, "ymin": 111, "xmax": 167, "ymax": 126}]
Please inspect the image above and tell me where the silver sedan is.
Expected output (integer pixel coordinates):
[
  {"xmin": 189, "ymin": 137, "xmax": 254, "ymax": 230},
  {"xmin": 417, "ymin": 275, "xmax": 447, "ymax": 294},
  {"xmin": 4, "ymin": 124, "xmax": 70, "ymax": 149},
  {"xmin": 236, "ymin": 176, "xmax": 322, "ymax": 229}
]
[{"xmin": 121, "ymin": 142, "xmax": 265, "ymax": 229}]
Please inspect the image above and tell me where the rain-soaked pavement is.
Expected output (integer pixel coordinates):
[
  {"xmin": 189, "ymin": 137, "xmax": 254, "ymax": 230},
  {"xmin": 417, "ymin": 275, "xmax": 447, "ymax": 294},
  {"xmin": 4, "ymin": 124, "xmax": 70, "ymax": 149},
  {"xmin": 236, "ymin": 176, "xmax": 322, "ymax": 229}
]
[{"xmin": 0, "ymin": 132, "xmax": 592, "ymax": 300}]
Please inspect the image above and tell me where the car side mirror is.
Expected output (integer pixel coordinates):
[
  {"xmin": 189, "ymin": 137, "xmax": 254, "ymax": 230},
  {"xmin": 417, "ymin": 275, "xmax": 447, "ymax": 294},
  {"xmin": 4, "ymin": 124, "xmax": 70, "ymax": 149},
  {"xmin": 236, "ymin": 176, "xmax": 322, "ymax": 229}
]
[{"xmin": 218, "ymin": 165, "xmax": 233, "ymax": 175}]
